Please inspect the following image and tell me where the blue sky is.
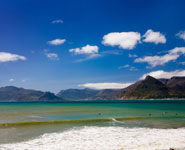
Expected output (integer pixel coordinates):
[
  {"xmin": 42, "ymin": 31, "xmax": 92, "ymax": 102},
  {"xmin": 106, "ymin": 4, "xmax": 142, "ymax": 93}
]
[{"xmin": 0, "ymin": 0, "xmax": 185, "ymax": 93}]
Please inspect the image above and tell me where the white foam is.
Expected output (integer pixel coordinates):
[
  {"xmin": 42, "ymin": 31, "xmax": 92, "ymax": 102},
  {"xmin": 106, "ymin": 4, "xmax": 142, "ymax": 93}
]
[{"xmin": 0, "ymin": 126, "xmax": 185, "ymax": 150}]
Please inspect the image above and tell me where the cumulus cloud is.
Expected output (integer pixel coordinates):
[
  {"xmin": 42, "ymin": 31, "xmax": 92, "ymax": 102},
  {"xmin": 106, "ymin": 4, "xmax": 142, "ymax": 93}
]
[
  {"xmin": 140, "ymin": 70, "xmax": 185, "ymax": 80},
  {"xmin": 143, "ymin": 29, "xmax": 166, "ymax": 44},
  {"xmin": 0, "ymin": 52, "xmax": 26, "ymax": 62},
  {"xmin": 79, "ymin": 82, "xmax": 133, "ymax": 90},
  {"xmin": 176, "ymin": 31, "xmax": 185, "ymax": 41},
  {"xmin": 135, "ymin": 47, "xmax": 185, "ymax": 67},
  {"xmin": 51, "ymin": 20, "xmax": 64, "ymax": 24},
  {"xmin": 48, "ymin": 39, "xmax": 66, "ymax": 46},
  {"xmin": 9, "ymin": 78, "xmax": 15, "ymax": 82},
  {"xmin": 102, "ymin": 32, "xmax": 141, "ymax": 50},
  {"xmin": 46, "ymin": 53, "xmax": 59, "ymax": 60},
  {"xmin": 69, "ymin": 45, "xmax": 99, "ymax": 55}
]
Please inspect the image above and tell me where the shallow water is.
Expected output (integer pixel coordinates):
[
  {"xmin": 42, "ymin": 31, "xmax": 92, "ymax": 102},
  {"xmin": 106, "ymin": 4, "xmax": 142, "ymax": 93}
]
[{"xmin": 0, "ymin": 100, "xmax": 185, "ymax": 149}]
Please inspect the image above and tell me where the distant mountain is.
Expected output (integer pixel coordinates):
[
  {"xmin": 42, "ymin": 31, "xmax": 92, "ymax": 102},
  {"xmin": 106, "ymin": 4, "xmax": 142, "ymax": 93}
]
[
  {"xmin": 57, "ymin": 88, "xmax": 122, "ymax": 100},
  {"xmin": 165, "ymin": 77, "xmax": 185, "ymax": 98},
  {"xmin": 39, "ymin": 92, "xmax": 61, "ymax": 101},
  {"xmin": 0, "ymin": 86, "xmax": 61, "ymax": 101},
  {"xmin": 0, "ymin": 76, "xmax": 185, "ymax": 101},
  {"xmin": 92, "ymin": 89, "xmax": 121, "ymax": 100},
  {"xmin": 120, "ymin": 76, "xmax": 185, "ymax": 99},
  {"xmin": 158, "ymin": 78, "xmax": 169, "ymax": 84},
  {"xmin": 121, "ymin": 76, "xmax": 169, "ymax": 99},
  {"xmin": 57, "ymin": 88, "xmax": 99, "ymax": 100},
  {"xmin": 57, "ymin": 76, "xmax": 185, "ymax": 100}
]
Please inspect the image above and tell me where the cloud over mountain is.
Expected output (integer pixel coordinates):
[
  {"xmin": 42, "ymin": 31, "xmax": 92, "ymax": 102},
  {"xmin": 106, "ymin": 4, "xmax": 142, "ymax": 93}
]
[
  {"xmin": 79, "ymin": 82, "xmax": 133, "ymax": 89},
  {"xmin": 140, "ymin": 70, "xmax": 185, "ymax": 79}
]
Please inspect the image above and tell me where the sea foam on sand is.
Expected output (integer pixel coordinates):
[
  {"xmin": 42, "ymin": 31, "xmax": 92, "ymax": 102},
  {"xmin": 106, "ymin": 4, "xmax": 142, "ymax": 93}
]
[{"xmin": 0, "ymin": 126, "xmax": 185, "ymax": 150}]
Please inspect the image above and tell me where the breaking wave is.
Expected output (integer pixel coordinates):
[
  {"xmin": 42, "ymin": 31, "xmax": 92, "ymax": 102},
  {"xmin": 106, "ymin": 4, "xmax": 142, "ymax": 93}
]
[
  {"xmin": 0, "ymin": 115, "xmax": 184, "ymax": 127},
  {"xmin": 0, "ymin": 126, "xmax": 185, "ymax": 150}
]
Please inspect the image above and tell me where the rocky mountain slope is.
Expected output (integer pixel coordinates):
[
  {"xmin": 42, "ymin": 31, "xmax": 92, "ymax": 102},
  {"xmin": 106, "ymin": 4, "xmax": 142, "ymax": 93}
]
[
  {"xmin": 121, "ymin": 76, "xmax": 169, "ymax": 99},
  {"xmin": 120, "ymin": 76, "xmax": 185, "ymax": 99}
]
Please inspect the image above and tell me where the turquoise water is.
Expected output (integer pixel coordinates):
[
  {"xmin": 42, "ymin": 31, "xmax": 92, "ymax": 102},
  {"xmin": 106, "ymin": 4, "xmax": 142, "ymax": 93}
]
[{"xmin": 0, "ymin": 100, "xmax": 185, "ymax": 146}]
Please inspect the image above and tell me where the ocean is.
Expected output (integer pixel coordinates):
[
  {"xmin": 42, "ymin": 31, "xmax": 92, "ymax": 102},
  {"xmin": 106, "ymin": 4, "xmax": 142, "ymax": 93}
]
[{"xmin": 0, "ymin": 100, "xmax": 185, "ymax": 150}]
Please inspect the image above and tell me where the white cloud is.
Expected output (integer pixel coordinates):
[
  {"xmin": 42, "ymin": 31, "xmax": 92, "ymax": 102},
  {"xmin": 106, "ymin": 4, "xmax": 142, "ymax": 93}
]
[
  {"xmin": 128, "ymin": 54, "xmax": 137, "ymax": 58},
  {"xmin": 22, "ymin": 79, "xmax": 26, "ymax": 82},
  {"xmin": 140, "ymin": 70, "xmax": 185, "ymax": 80},
  {"xmin": 169, "ymin": 47, "xmax": 185, "ymax": 54},
  {"xmin": 102, "ymin": 50, "xmax": 123, "ymax": 55},
  {"xmin": 118, "ymin": 65, "xmax": 138, "ymax": 71},
  {"xmin": 143, "ymin": 29, "xmax": 166, "ymax": 44},
  {"xmin": 76, "ymin": 54, "xmax": 101, "ymax": 62},
  {"xmin": 69, "ymin": 45, "xmax": 99, "ymax": 54},
  {"xmin": 135, "ymin": 53, "xmax": 179, "ymax": 67},
  {"xmin": 179, "ymin": 61, "xmax": 185, "ymax": 65},
  {"xmin": 48, "ymin": 39, "xmax": 66, "ymax": 46},
  {"xmin": 46, "ymin": 53, "xmax": 59, "ymax": 60},
  {"xmin": 79, "ymin": 82, "xmax": 133, "ymax": 90},
  {"xmin": 0, "ymin": 52, "xmax": 26, "ymax": 62},
  {"xmin": 135, "ymin": 47, "xmax": 185, "ymax": 67},
  {"xmin": 118, "ymin": 64, "xmax": 130, "ymax": 69},
  {"xmin": 102, "ymin": 32, "xmax": 141, "ymax": 50},
  {"xmin": 176, "ymin": 31, "xmax": 185, "ymax": 41},
  {"xmin": 129, "ymin": 66, "xmax": 138, "ymax": 71},
  {"xmin": 9, "ymin": 78, "xmax": 15, "ymax": 82},
  {"xmin": 51, "ymin": 20, "xmax": 64, "ymax": 24}
]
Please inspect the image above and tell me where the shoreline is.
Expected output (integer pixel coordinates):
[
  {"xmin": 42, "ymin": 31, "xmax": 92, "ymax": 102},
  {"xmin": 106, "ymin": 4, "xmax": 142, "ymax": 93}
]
[{"xmin": 0, "ymin": 99, "xmax": 185, "ymax": 103}]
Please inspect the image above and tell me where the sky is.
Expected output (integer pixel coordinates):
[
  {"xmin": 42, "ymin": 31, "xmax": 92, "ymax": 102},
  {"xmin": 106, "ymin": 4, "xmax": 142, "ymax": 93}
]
[{"xmin": 0, "ymin": 0, "xmax": 185, "ymax": 93}]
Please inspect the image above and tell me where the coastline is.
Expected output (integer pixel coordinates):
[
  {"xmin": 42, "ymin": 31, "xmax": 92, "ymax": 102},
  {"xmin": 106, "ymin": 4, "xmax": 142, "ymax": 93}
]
[{"xmin": 0, "ymin": 99, "xmax": 185, "ymax": 103}]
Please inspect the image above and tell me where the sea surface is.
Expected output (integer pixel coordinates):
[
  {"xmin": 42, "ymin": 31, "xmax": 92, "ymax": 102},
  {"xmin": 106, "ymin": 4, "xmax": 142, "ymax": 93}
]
[{"xmin": 0, "ymin": 100, "xmax": 185, "ymax": 150}]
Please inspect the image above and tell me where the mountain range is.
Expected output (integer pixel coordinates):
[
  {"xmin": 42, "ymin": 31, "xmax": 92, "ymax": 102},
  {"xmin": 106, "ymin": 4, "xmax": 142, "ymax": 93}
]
[
  {"xmin": 0, "ymin": 76, "xmax": 185, "ymax": 101},
  {"xmin": 0, "ymin": 86, "xmax": 61, "ymax": 101}
]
